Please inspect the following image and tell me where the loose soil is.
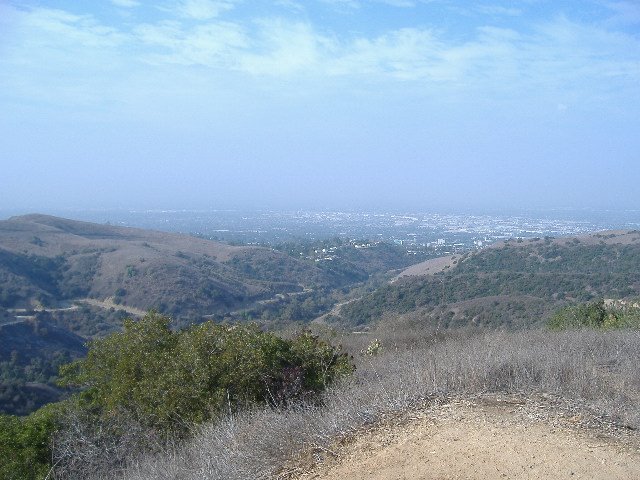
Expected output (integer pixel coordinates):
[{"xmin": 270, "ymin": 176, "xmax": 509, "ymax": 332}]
[{"xmin": 294, "ymin": 395, "xmax": 640, "ymax": 480}]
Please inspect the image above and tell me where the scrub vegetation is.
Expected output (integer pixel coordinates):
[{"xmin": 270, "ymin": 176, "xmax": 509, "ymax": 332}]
[
  {"xmin": 3, "ymin": 222, "xmax": 640, "ymax": 479},
  {"xmin": 548, "ymin": 299, "xmax": 640, "ymax": 330},
  {"xmin": 74, "ymin": 327, "xmax": 640, "ymax": 480},
  {"xmin": 1, "ymin": 313, "xmax": 353, "ymax": 479},
  {"xmin": 339, "ymin": 234, "xmax": 640, "ymax": 326}
]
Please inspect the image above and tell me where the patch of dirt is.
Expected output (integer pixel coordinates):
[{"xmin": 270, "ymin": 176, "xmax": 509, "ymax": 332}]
[
  {"xmin": 294, "ymin": 394, "xmax": 640, "ymax": 480},
  {"xmin": 393, "ymin": 255, "xmax": 462, "ymax": 280}
]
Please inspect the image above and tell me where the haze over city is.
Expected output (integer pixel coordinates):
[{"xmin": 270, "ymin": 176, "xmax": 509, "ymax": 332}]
[{"xmin": 1, "ymin": 0, "xmax": 639, "ymax": 213}]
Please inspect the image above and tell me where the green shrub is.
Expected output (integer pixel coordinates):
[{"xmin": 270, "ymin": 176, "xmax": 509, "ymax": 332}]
[
  {"xmin": 548, "ymin": 299, "xmax": 640, "ymax": 330},
  {"xmin": 60, "ymin": 312, "xmax": 354, "ymax": 434},
  {"xmin": 0, "ymin": 402, "xmax": 63, "ymax": 479}
]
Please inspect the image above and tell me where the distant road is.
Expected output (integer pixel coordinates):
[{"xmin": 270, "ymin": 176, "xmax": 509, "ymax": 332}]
[
  {"xmin": 0, "ymin": 319, "xmax": 27, "ymax": 327},
  {"xmin": 8, "ymin": 304, "xmax": 79, "ymax": 314},
  {"xmin": 7, "ymin": 299, "xmax": 146, "ymax": 318},
  {"xmin": 77, "ymin": 298, "xmax": 146, "ymax": 317}
]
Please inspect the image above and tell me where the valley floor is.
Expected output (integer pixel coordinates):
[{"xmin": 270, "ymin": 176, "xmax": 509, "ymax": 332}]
[{"xmin": 295, "ymin": 394, "xmax": 640, "ymax": 480}]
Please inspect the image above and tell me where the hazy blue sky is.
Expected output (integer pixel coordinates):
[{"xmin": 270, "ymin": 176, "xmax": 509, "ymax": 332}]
[{"xmin": 1, "ymin": 0, "xmax": 639, "ymax": 213}]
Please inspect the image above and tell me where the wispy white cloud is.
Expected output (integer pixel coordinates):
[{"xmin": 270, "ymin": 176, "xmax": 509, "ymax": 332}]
[
  {"xmin": 111, "ymin": 0, "xmax": 141, "ymax": 8},
  {"xmin": 602, "ymin": 0, "xmax": 640, "ymax": 25},
  {"xmin": 135, "ymin": 20, "xmax": 248, "ymax": 66},
  {"xmin": 328, "ymin": 28, "xmax": 443, "ymax": 79},
  {"xmin": 318, "ymin": 0, "xmax": 360, "ymax": 10},
  {"xmin": 174, "ymin": 0, "xmax": 239, "ymax": 20},
  {"xmin": 0, "ymin": 6, "xmax": 129, "ymax": 108},
  {"xmin": 2, "ymin": 2, "xmax": 639, "ymax": 109},
  {"xmin": 274, "ymin": 0, "xmax": 306, "ymax": 13},
  {"xmin": 239, "ymin": 19, "xmax": 331, "ymax": 75},
  {"xmin": 319, "ymin": 0, "xmax": 422, "ymax": 10},
  {"xmin": 376, "ymin": 0, "xmax": 418, "ymax": 7},
  {"xmin": 531, "ymin": 15, "xmax": 640, "ymax": 82},
  {"xmin": 18, "ymin": 7, "xmax": 126, "ymax": 49},
  {"xmin": 475, "ymin": 5, "xmax": 522, "ymax": 17}
]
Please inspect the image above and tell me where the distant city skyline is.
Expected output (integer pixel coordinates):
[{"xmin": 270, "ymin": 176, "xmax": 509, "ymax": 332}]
[{"xmin": 1, "ymin": 1, "xmax": 639, "ymax": 212}]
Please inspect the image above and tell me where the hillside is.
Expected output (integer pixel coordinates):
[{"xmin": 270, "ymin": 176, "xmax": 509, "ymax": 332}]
[
  {"xmin": 0, "ymin": 215, "xmax": 415, "ymax": 415},
  {"xmin": 0, "ymin": 214, "xmax": 345, "ymax": 323},
  {"xmin": 337, "ymin": 230, "xmax": 640, "ymax": 327},
  {"xmin": 0, "ymin": 318, "xmax": 86, "ymax": 415}
]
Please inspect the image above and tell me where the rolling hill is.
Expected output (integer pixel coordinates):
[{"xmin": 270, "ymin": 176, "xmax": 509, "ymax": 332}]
[
  {"xmin": 337, "ymin": 230, "xmax": 640, "ymax": 328},
  {"xmin": 0, "ymin": 214, "xmax": 343, "ymax": 322},
  {"xmin": 0, "ymin": 213, "xmax": 359, "ymax": 415},
  {"xmin": 4, "ymin": 215, "xmax": 639, "ymax": 417}
]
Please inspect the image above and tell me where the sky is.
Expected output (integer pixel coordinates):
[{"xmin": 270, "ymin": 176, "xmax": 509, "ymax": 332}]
[{"xmin": 1, "ymin": 0, "xmax": 639, "ymax": 213}]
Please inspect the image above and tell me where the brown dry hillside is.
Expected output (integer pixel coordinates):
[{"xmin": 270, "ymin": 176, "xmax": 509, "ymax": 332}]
[{"xmin": 0, "ymin": 214, "xmax": 334, "ymax": 318}]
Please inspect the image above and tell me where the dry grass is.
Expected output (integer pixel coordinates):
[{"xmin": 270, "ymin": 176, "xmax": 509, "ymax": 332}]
[{"xmin": 59, "ymin": 328, "xmax": 640, "ymax": 480}]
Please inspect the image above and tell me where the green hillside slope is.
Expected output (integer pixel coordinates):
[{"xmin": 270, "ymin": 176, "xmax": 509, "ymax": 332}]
[
  {"xmin": 338, "ymin": 231, "xmax": 640, "ymax": 327},
  {"xmin": 0, "ymin": 318, "xmax": 86, "ymax": 415}
]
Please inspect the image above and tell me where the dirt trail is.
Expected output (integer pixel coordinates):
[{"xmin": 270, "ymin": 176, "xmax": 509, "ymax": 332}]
[
  {"xmin": 296, "ymin": 396, "xmax": 640, "ymax": 480},
  {"xmin": 78, "ymin": 298, "xmax": 147, "ymax": 317}
]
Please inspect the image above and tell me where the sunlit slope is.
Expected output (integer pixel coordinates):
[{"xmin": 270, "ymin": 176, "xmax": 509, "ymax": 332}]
[
  {"xmin": 339, "ymin": 231, "xmax": 640, "ymax": 327},
  {"xmin": 0, "ymin": 214, "xmax": 334, "ymax": 318}
]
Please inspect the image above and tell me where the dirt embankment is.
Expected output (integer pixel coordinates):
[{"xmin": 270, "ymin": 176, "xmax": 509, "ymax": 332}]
[{"xmin": 296, "ymin": 395, "xmax": 640, "ymax": 480}]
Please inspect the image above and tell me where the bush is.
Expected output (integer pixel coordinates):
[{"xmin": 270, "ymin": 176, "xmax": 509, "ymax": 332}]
[
  {"xmin": 0, "ymin": 403, "xmax": 62, "ymax": 480},
  {"xmin": 59, "ymin": 312, "xmax": 354, "ymax": 434},
  {"xmin": 548, "ymin": 300, "xmax": 640, "ymax": 330}
]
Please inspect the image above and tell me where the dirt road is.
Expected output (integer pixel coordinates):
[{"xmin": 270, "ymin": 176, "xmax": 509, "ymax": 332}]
[
  {"xmin": 297, "ymin": 395, "xmax": 640, "ymax": 480},
  {"xmin": 78, "ymin": 298, "xmax": 147, "ymax": 317}
]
